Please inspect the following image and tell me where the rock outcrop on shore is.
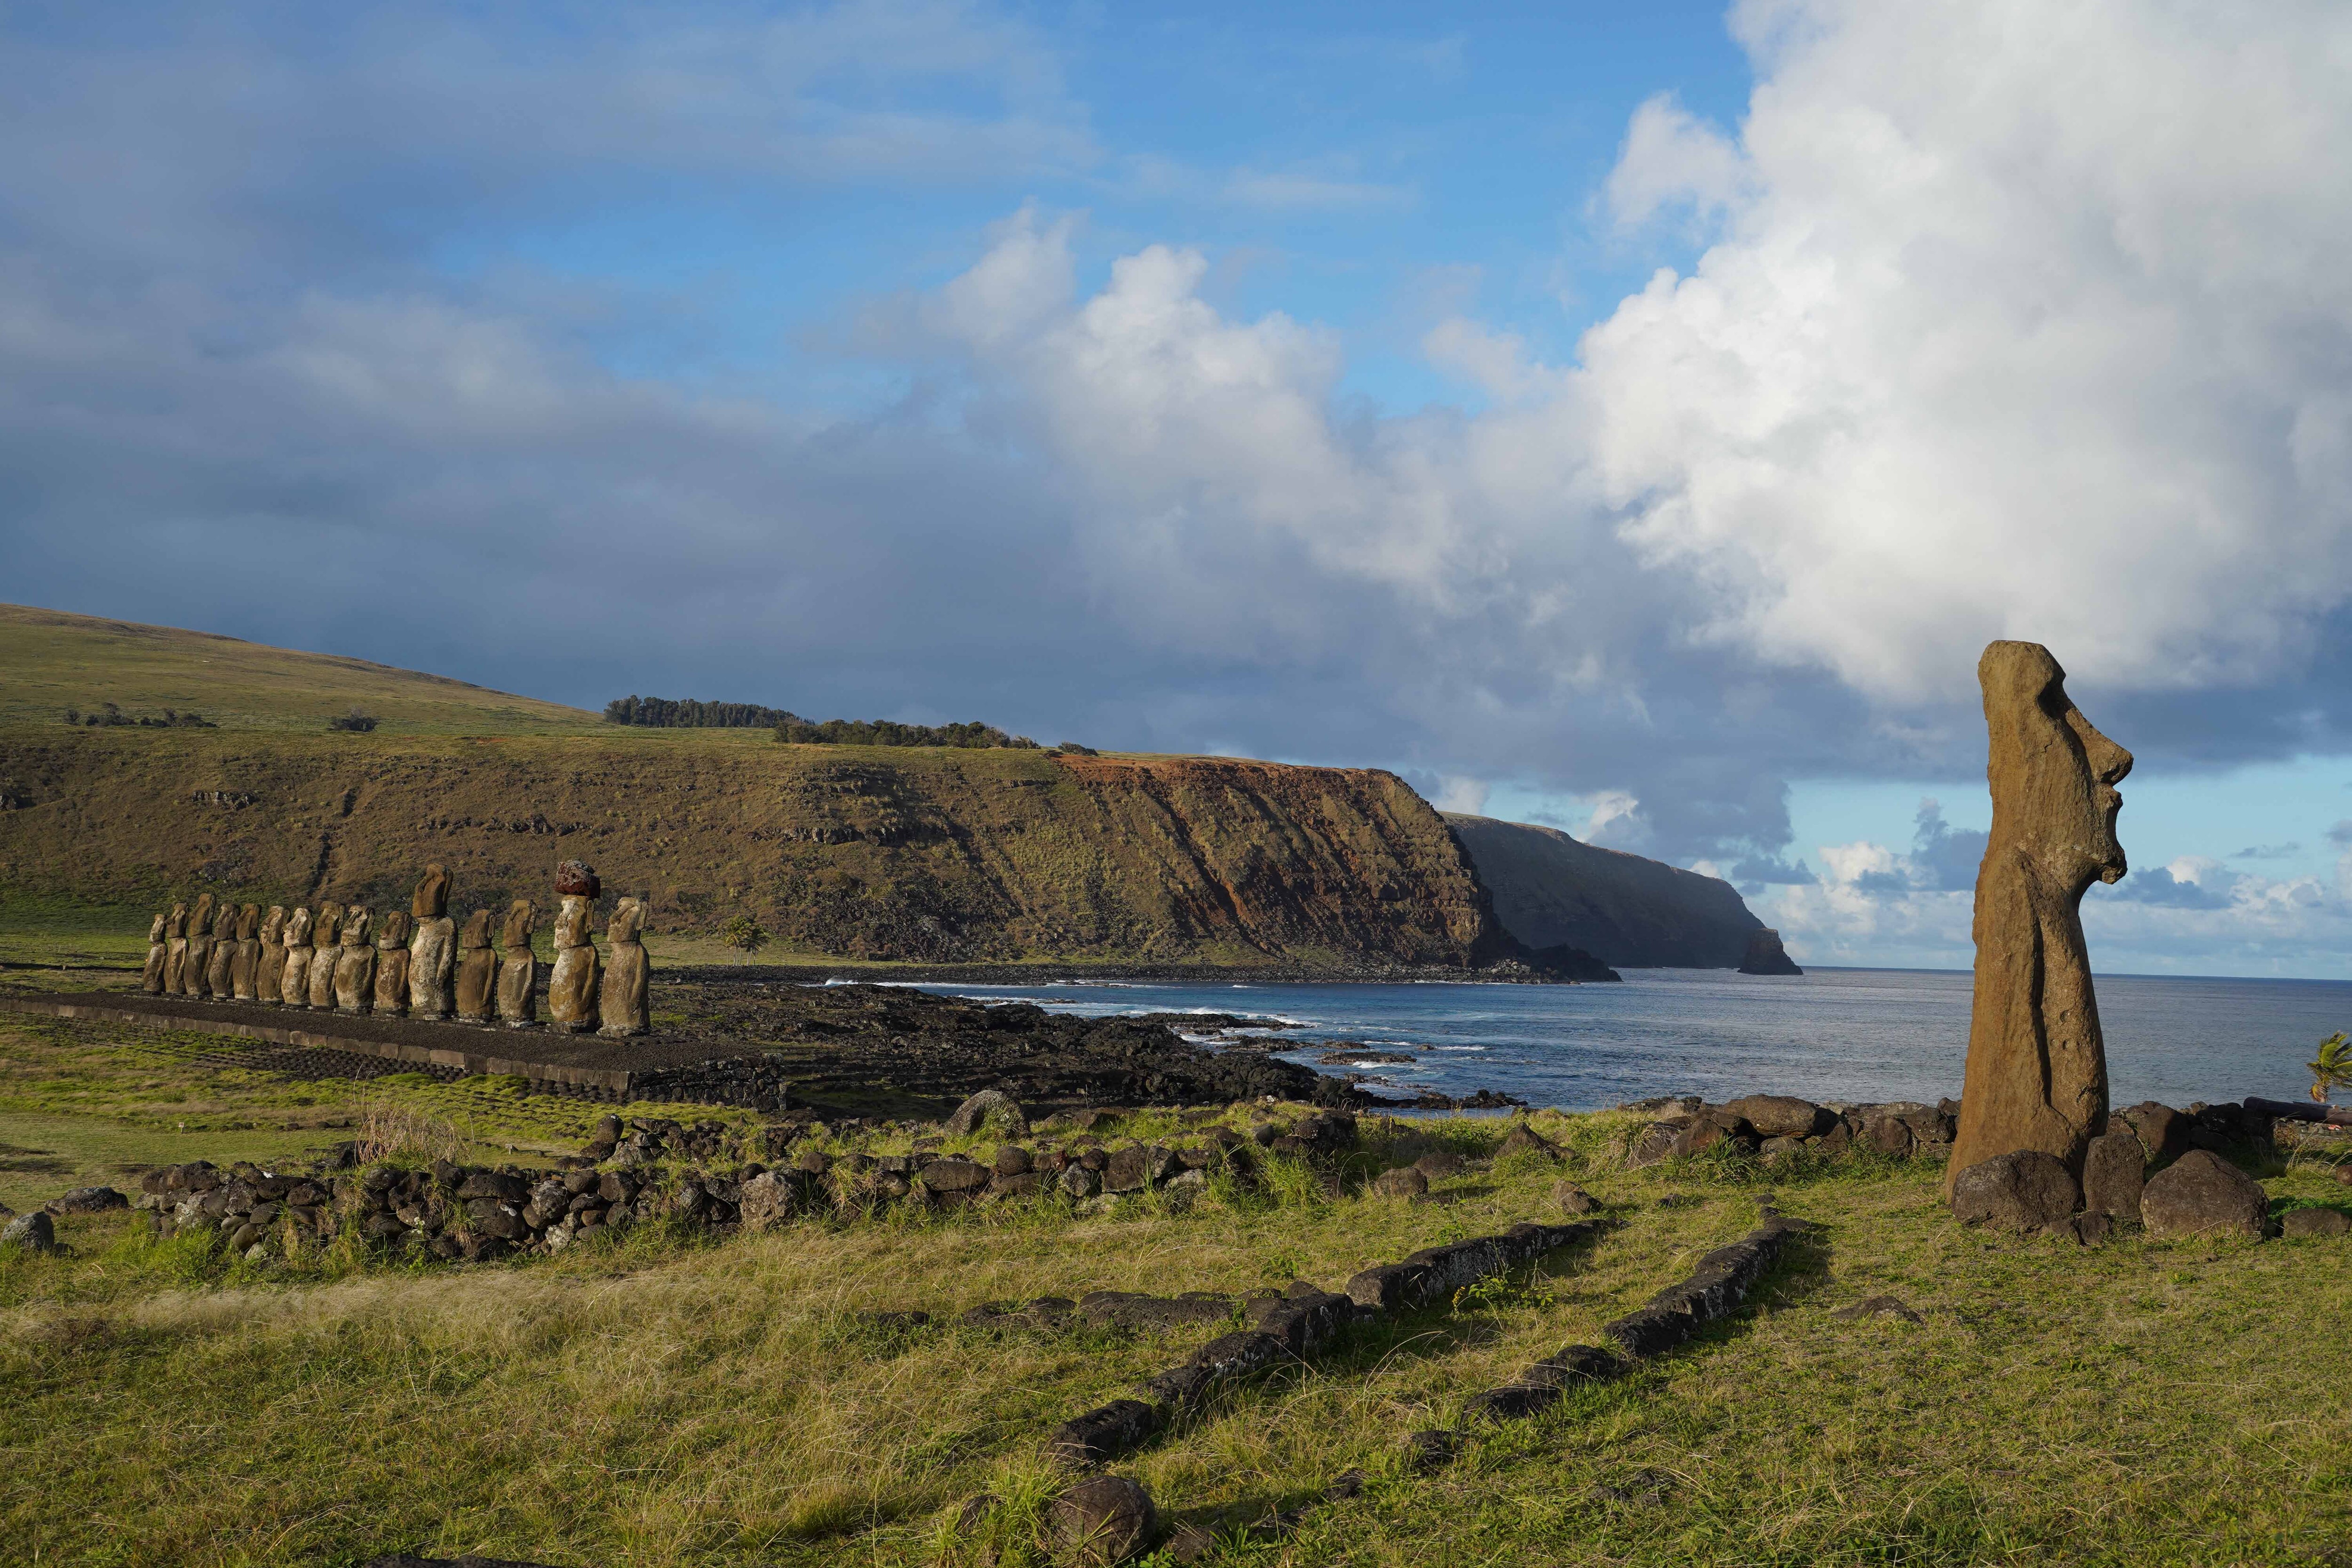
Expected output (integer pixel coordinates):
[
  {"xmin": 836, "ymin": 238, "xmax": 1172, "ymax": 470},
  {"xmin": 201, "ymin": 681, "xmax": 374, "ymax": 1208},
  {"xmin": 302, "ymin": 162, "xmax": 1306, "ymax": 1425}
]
[{"xmin": 1443, "ymin": 813, "xmax": 1772, "ymax": 969}]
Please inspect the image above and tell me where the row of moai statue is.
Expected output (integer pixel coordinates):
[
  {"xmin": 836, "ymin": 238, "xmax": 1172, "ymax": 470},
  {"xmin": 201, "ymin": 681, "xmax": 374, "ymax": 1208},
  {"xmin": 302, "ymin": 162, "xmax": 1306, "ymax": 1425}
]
[{"xmin": 139, "ymin": 860, "xmax": 650, "ymax": 1037}]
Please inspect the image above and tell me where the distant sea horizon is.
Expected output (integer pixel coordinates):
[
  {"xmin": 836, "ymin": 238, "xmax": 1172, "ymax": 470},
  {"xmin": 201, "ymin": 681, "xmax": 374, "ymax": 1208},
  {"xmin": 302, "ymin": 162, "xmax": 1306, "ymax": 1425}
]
[{"xmin": 917, "ymin": 966, "xmax": 2350, "ymax": 1113}]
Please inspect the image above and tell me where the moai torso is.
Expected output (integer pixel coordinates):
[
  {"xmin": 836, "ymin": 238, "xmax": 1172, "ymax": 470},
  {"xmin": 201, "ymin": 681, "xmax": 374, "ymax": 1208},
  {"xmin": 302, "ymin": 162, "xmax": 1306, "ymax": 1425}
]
[
  {"xmin": 281, "ymin": 906, "xmax": 316, "ymax": 1008},
  {"xmin": 332, "ymin": 906, "xmax": 376, "ymax": 1014},
  {"xmin": 373, "ymin": 909, "xmax": 414, "ymax": 1015},
  {"xmin": 162, "ymin": 903, "xmax": 190, "ymax": 994},
  {"xmin": 597, "ymin": 897, "xmax": 652, "ymax": 1038},
  {"xmin": 229, "ymin": 904, "xmax": 262, "ymax": 1000},
  {"xmin": 143, "ymin": 911, "xmax": 170, "ymax": 994},
  {"xmin": 256, "ymin": 907, "xmax": 289, "ymax": 1003},
  {"xmin": 203, "ymin": 903, "xmax": 238, "ymax": 998},
  {"xmin": 308, "ymin": 903, "xmax": 347, "ymax": 1010},
  {"xmin": 183, "ymin": 894, "xmax": 217, "ymax": 995},
  {"xmin": 546, "ymin": 893, "xmax": 600, "ymax": 1033},
  {"xmin": 453, "ymin": 908, "xmax": 498, "ymax": 1022},
  {"xmin": 496, "ymin": 899, "xmax": 540, "ymax": 1027},
  {"xmin": 407, "ymin": 864, "xmax": 457, "ymax": 1020}
]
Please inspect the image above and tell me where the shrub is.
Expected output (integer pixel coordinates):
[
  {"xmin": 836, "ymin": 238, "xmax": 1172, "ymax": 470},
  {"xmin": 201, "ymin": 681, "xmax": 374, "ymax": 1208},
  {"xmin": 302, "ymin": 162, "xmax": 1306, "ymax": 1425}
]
[
  {"xmin": 326, "ymin": 708, "xmax": 379, "ymax": 733},
  {"xmin": 719, "ymin": 914, "xmax": 768, "ymax": 955}
]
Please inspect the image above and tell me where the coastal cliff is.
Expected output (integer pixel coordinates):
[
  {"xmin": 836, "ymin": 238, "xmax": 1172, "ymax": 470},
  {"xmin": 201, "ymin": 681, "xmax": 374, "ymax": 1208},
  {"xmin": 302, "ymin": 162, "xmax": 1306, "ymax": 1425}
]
[{"xmin": 1442, "ymin": 812, "xmax": 1769, "ymax": 969}]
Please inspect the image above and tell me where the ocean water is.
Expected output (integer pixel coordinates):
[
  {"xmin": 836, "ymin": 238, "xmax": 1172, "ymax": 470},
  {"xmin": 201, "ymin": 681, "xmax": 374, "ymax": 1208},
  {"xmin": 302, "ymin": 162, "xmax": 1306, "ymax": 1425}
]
[{"xmin": 914, "ymin": 968, "xmax": 2352, "ymax": 1112}]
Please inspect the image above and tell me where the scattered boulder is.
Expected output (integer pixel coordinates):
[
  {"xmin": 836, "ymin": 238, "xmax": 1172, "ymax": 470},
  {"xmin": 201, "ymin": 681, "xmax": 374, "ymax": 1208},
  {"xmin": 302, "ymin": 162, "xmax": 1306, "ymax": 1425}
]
[
  {"xmin": 2117, "ymin": 1101, "xmax": 2191, "ymax": 1164},
  {"xmin": 1371, "ymin": 1166, "xmax": 1429, "ymax": 1200},
  {"xmin": 48, "ymin": 1186, "xmax": 127, "ymax": 1214},
  {"xmin": 2043, "ymin": 1211, "xmax": 2113, "ymax": 1246},
  {"xmin": 1758, "ymin": 1136, "xmax": 1804, "ymax": 1164},
  {"xmin": 1412, "ymin": 1149, "xmax": 1466, "ymax": 1180},
  {"xmin": 1494, "ymin": 1123, "xmax": 1561, "ymax": 1161},
  {"xmin": 1552, "ymin": 1181, "xmax": 1599, "ymax": 1215},
  {"xmin": 737, "ymin": 1170, "xmax": 799, "ymax": 1233},
  {"xmin": 918, "ymin": 1158, "xmax": 993, "ymax": 1202},
  {"xmin": 1051, "ymin": 1476, "xmax": 1156, "ymax": 1566},
  {"xmin": 1669, "ymin": 1110, "xmax": 1755, "ymax": 1158},
  {"xmin": 2281, "ymin": 1207, "xmax": 2350, "ymax": 1239},
  {"xmin": 1723, "ymin": 1095, "xmax": 1828, "ymax": 1139},
  {"xmin": 2140, "ymin": 1150, "xmax": 2268, "ymax": 1241},
  {"xmin": 2, "ymin": 1210, "xmax": 57, "ymax": 1251},
  {"xmin": 946, "ymin": 1089, "xmax": 1028, "ymax": 1139},
  {"xmin": 2081, "ymin": 1128, "xmax": 2146, "ymax": 1224},
  {"xmin": 1949, "ymin": 1150, "xmax": 2081, "ymax": 1232},
  {"xmin": 1627, "ymin": 1122, "xmax": 1683, "ymax": 1166}
]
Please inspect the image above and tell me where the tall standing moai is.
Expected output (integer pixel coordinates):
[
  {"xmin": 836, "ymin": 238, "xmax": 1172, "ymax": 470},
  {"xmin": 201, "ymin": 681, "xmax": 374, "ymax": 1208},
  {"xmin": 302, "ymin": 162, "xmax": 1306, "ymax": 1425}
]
[
  {"xmin": 407, "ymin": 864, "xmax": 458, "ymax": 1020},
  {"xmin": 229, "ymin": 904, "xmax": 262, "ymax": 1000},
  {"xmin": 182, "ymin": 892, "xmax": 217, "ymax": 996},
  {"xmin": 256, "ymin": 907, "xmax": 289, "ymax": 1003},
  {"xmin": 597, "ymin": 895, "xmax": 652, "ymax": 1038},
  {"xmin": 373, "ymin": 909, "xmax": 414, "ymax": 1015},
  {"xmin": 307, "ymin": 902, "xmax": 346, "ymax": 1011},
  {"xmin": 332, "ymin": 905, "xmax": 376, "ymax": 1014},
  {"xmin": 161, "ymin": 903, "xmax": 189, "ymax": 993},
  {"xmin": 280, "ymin": 907, "xmax": 317, "ymax": 1008},
  {"xmin": 202, "ymin": 899, "xmax": 238, "ymax": 999},
  {"xmin": 453, "ymin": 908, "xmax": 498, "ymax": 1023},
  {"xmin": 143, "ymin": 910, "xmax": 170, "ymax": 995},
  {"xmin": 495, "ymin": 899, "xmax": 540, "ymax": 1027},
  {"xmin": 1946, "ymin": 641, "xmax": 2134, "ymax": 1196},
  {"xmin": 546, "ymin": 861, "xmax": 602, "ymax": 1034}
]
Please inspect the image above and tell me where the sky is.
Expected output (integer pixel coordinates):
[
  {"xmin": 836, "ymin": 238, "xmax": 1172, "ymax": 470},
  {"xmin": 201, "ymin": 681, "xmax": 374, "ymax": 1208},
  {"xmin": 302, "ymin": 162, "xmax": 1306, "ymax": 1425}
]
[{"xmin": 6, "ymin": 1, "xmax": 2352, "ymax": 976}]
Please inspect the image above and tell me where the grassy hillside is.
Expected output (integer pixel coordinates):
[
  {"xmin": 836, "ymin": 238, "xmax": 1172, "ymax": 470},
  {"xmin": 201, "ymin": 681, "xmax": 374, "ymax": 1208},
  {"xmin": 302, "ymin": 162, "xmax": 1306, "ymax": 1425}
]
[
  {"xmin": 0, "ymin": 603, "xmax": 603, "ymax": 736},
  {"xmin": 1446, "ymin": 814, "xmax": 1764, "ymax": 970},
  {"xmin": 0, "ymin": 608, "xmax": 1504, "ymax": 967},
  {"xmin": 2, "ymin": 1008, "xmax": 2348, "ymax": 1567}
]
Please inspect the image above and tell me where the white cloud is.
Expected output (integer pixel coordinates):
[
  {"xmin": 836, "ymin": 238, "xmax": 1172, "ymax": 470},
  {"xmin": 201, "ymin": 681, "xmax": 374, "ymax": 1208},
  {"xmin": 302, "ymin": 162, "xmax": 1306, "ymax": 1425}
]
[
  {"xmin": 1605, "ymin": 94, "xmax": 1748, "ymax": 229},
  {"xmin": 1433, "ymin": 775, "xmax": 1490, "ymax": 815}
]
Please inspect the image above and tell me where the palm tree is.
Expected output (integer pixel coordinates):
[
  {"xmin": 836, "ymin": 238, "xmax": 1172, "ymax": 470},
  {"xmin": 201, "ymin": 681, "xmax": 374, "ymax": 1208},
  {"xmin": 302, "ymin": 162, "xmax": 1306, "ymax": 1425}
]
[{"xmin": 2310, "ymin": 1032, "xmax": 2352, "ymax": 1105}]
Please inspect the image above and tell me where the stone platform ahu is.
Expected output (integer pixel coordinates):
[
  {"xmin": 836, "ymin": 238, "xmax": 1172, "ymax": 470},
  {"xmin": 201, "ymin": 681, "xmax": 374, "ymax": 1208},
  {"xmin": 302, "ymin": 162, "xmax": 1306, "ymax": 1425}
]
[
  {"xmin": 1946, "ymin": 640, "xmax": 2134, "ymax": 1216},
  {"xmin": 133, "ymin": 857, "xmax": 652, "ymax": 1040}
]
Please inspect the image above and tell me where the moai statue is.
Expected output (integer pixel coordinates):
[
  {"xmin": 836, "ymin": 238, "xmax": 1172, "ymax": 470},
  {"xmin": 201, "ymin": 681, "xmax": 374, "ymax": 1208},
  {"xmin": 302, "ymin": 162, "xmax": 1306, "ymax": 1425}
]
[
  {"xmin": 203, "ymin": 900, "xmax": 238, "ymax": 998},
  {"xmin": 280, "ymin": 907, "xmax": 316, "ymax": 1009},
  {"xmin": 373, "ymin": 909, "xmax": 414, "ymax": 1015},
  {"xmin": 182, "ymin": 892, "xmax": 217, "ymax": 996},
  {"xmin": 143, "ymin": 911, "xmax": 170, "ymax": 995},
  {"xmin": 545, "ymin": 861, "xmax": 602, "ymax": 1034},
  {"xmin": 162, "ymin": 902, "xmax": 190, "ymax": 994},
  {"xmin": 229, "ymin": 904, "xmax": 262, "ymax": 1000},
  {"xmin": 256, "ymin": 907, "xmax": 289, "ymax": 1003},
  {"xmin": 495, "ymin": 899, "xmax": 540, "ymax": 1027},
  {"xmin": 1946, "ymin": 641, "xmax": 2134, "ymax": 1196},
  {"xmin": 597, "ymin": 896, "xmax": 652, "ymax": 1038},
  {"xmin": 453, "ymin": 908, "xmax": 498, "ymax": 1023},
  {"xmin": 306, "ymin": 902, "xmax": 345, "ymax": 1011},
  {"xmin": 332, "ymin": 905, "xmax": 375, "ymax": 1014},
  {"xmin": 407, "ymin": 864, "xmax": 457, "ymax": 1020}
]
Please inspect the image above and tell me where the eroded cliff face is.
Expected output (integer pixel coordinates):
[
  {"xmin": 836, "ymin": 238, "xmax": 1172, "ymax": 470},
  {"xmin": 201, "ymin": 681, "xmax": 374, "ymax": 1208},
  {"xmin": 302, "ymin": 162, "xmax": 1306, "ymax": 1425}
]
[
  {"xmin": 0, "ymin": 732, "xmax": 1511, "ymax": 967},
  {"xmin": 1443, "ymin": 812, "xmax": 1766, "ymax": 969}
]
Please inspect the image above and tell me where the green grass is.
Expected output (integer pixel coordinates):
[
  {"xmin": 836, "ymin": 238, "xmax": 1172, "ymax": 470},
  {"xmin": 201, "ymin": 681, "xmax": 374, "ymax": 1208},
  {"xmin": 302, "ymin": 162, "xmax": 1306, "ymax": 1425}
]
[{"xmin": 0, "ymin": 1014, "xmax": 2348, "ymax": 1566}]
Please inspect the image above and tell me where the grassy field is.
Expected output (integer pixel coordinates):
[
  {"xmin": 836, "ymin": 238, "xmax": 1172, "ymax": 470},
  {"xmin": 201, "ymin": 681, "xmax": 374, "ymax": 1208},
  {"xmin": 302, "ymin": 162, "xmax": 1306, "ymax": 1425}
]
[{"xmin": 1, "ymin": 1009, "xmax": 2349, "ymax": 1568}]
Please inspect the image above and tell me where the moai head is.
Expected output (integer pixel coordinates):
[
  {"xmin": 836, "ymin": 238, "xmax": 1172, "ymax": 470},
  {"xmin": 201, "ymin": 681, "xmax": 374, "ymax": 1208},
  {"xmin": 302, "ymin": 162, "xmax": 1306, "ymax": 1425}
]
[
  {"xmin": 236, "ymin": 904, "xmax": 261, "ymax": 940},
  {"xmin": 191, "ymin": 892, "xmax": 216, "ymax": 934},
  {"xmin": 413, "ymin": 863, "xmax": 451, "ymax": 919},
  {"xmin": 376, "ymin": 909, "xmax": 413, "ymax": 947},
  {"xmin": 149, "ymin": 911, "xmax": 169, "ymax": 943},
  {"xmin": 285, "ymin": 906, "xmax": 313, "ymax": 946},
  {"xmin": 260, "ymin": 907, "xmax": 287, "ymax": 944},
  {"xmin": 211, "ymin": 902, "xmax": 238, "ymax": 940},
  {"xmin": 1978, "ymin": 641, "xmax": 2133, "ymax": 896},
  {"xmin": 340, "ymin": 906, "xmax": 371, "ymax": 947},
  {"xmin": 312, "ymin": 903, "xmax": 342, "ymax": 947},
  {"xmin": 501, "ymin": 899, "xmax": 539, "ymax": 951},
  {"xmin": 459, "ymin": 908, "xmax": 494, "ymax": 948},
  {"xmin": 607, "ymin": 896, "xmax": 647, "ymax": 943},
  {"xmin": 555, "ymin": 860, "xmax": 600, "ymax": 899},
  {"xmin": 167, "ymin": 902, "xmax": 188, "ymax": 939}
]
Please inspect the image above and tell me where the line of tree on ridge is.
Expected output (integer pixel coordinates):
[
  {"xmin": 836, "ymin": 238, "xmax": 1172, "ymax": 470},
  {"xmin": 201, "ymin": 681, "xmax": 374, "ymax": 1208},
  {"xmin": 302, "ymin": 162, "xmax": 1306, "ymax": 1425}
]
[{"xmin": 604, "ymin": 695, "xmax": 1097, "ymax": 753}]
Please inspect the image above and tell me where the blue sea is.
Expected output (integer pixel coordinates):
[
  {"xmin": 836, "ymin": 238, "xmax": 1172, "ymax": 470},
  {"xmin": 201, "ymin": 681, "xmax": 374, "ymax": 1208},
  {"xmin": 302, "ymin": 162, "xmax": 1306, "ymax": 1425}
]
[{"xmin": 910, "ymin": 968, "xmax": 2352, "ymax": 1112}]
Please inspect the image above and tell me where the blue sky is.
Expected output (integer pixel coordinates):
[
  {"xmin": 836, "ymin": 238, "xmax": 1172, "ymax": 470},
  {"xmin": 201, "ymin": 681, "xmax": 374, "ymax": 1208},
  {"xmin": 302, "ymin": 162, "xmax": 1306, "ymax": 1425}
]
[{"xmin": 7, "ymin": 1, "xmax": 2352, "ymax": 976}]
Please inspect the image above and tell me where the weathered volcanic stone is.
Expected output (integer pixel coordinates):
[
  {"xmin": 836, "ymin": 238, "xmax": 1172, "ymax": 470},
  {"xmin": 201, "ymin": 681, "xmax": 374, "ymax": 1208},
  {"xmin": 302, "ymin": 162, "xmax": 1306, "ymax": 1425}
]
[
  {"xmin": 279, "ymin": 906, "xmax": 315, "ymax": 1009},
  {"xmin": 597, "ymin": 896, "xmax": 650, "ymax": 1037},
  {"xmin": 1950, "ymin": 1149, "xmax": 2081, "ymax": 1232},
  {"xmin": 1372, "ymin": 1165, "xmax": 1429, "ymax": 1199},
  {"xmin": 255, "ymin": 907, "xmax": 288, "ymax": 1003},
  {"xmin": 1554, "ymin": 1180, "xmax": 1600, "ymax": 1214},
  {"xmin": 2082, "ymin": 1128, "xmax": 2147, "ymax": 1224},
  {"xmin": 332, "ymin": 907, "xmax": 376, "ymax": 1014},
  {"xmin": 2282, "ymin": 1207, "xmax": 2351, "ymax": 1238},
  {"xmin": 945, "ymin": 1087, "xmax": 1027, "ymax": 1138},
  {"xmin": 143, "ymin": 910, "xmax": 169, "ymax": 994},
  {"xmin": 229, "ymin": 903, "xmax": 262, "ymax": 999},
  {"xmin": 496, "ymin": 899, "xmax": 539, "ymax": 1027},
  {"xmin": 408, "ymin": 865, "xmax": 457, "ymax": 1019},
  {"xmin": 1947, "ymin": 642, "xmax": 2133, "ymax": 1194},
  {"xmin": 554, "ymin": 859, "xmax": 600, "ymax": 899},
  {"xmin": 202, "ymin": 899, "xmax": 236, "ymax": 997},
  {"xmin": 453, "ymin": 909, "xmax": 497, "ymax": 1022},
  {"xmin": 373, "ymin": 910, "xmax": 413, "ymax": 1014},
  {"xmin": 412, "ymin": 862, "xmax": 451, "ymax": 919},
  {"xmin": 738, "ymin": 1170, "xmax": 799, "ymax": 1233},
  {"xmin": 1051, "ymin": 1475, "xmax": 1156, "ymax": 1565},
  {"xmin": 161, "ymin": 901, "xmax": 190, "ymax": 993},
  {"xmin": 2117, "ymin": 1101, "xmax": 2190, "ymax": 1164},
  {"xmin": 2140, "ymin": 1150, "xmax": 2267, "ymax": 1241},
  {"xmin": 2, "ymin": 1210, "xmax": 57, "ymax": 1251},
  {"xmin": 546, "ymin": 891, "xmax": 599, "ymax": 1034},
  {"xmin": 1723, "ymin": 1095, "xmax": 1828, "ymax": 1138},
  {"xmin": 306, "ymin": 903, "xmax": 344, "ymax": 1009},
  {"xmin": 182, "ymin": 892, "xmax": 216, "ymax": 996}
]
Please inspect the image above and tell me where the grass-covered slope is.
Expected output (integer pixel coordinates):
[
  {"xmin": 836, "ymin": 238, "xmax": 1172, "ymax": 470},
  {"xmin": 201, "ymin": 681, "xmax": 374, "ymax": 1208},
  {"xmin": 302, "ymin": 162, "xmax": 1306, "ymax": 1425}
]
[
  {"xmin": 1446, "ymin": 813, "xmax": 1766, "ymax": 969},
  {"xmin": 2, "ymin": 1009, "xmax": 2347, "ymax": 1568},
  {"xmin": 0, "ymin": 603, "xmax": 603, "ymax": 736},
  {"xmin": 0, "ymin": 609, "xmax": 1504, "ymax": 967}
]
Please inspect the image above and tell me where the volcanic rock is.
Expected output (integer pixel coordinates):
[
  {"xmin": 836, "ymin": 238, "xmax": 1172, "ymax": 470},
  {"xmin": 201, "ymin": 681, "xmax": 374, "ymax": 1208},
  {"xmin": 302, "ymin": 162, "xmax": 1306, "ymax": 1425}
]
[
  {"xmin": 1949, "ymin": 1149, "xmax": 2081, "ymax": 1232},
  {"xmin": 1738, "ymin": 927, "xmax": 1803, "ymax": 976},
  {"xmin": 2081, "ymin": 1127, "xmax": 2146, "ymax": 1224},
  {"xmin": 2140, "ymin": 1150, "xmax": 2267, "ymax": 1241},
  {"xmin": 597, "ymin": 895, "xmax": 650, "ymax": 1037}
]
